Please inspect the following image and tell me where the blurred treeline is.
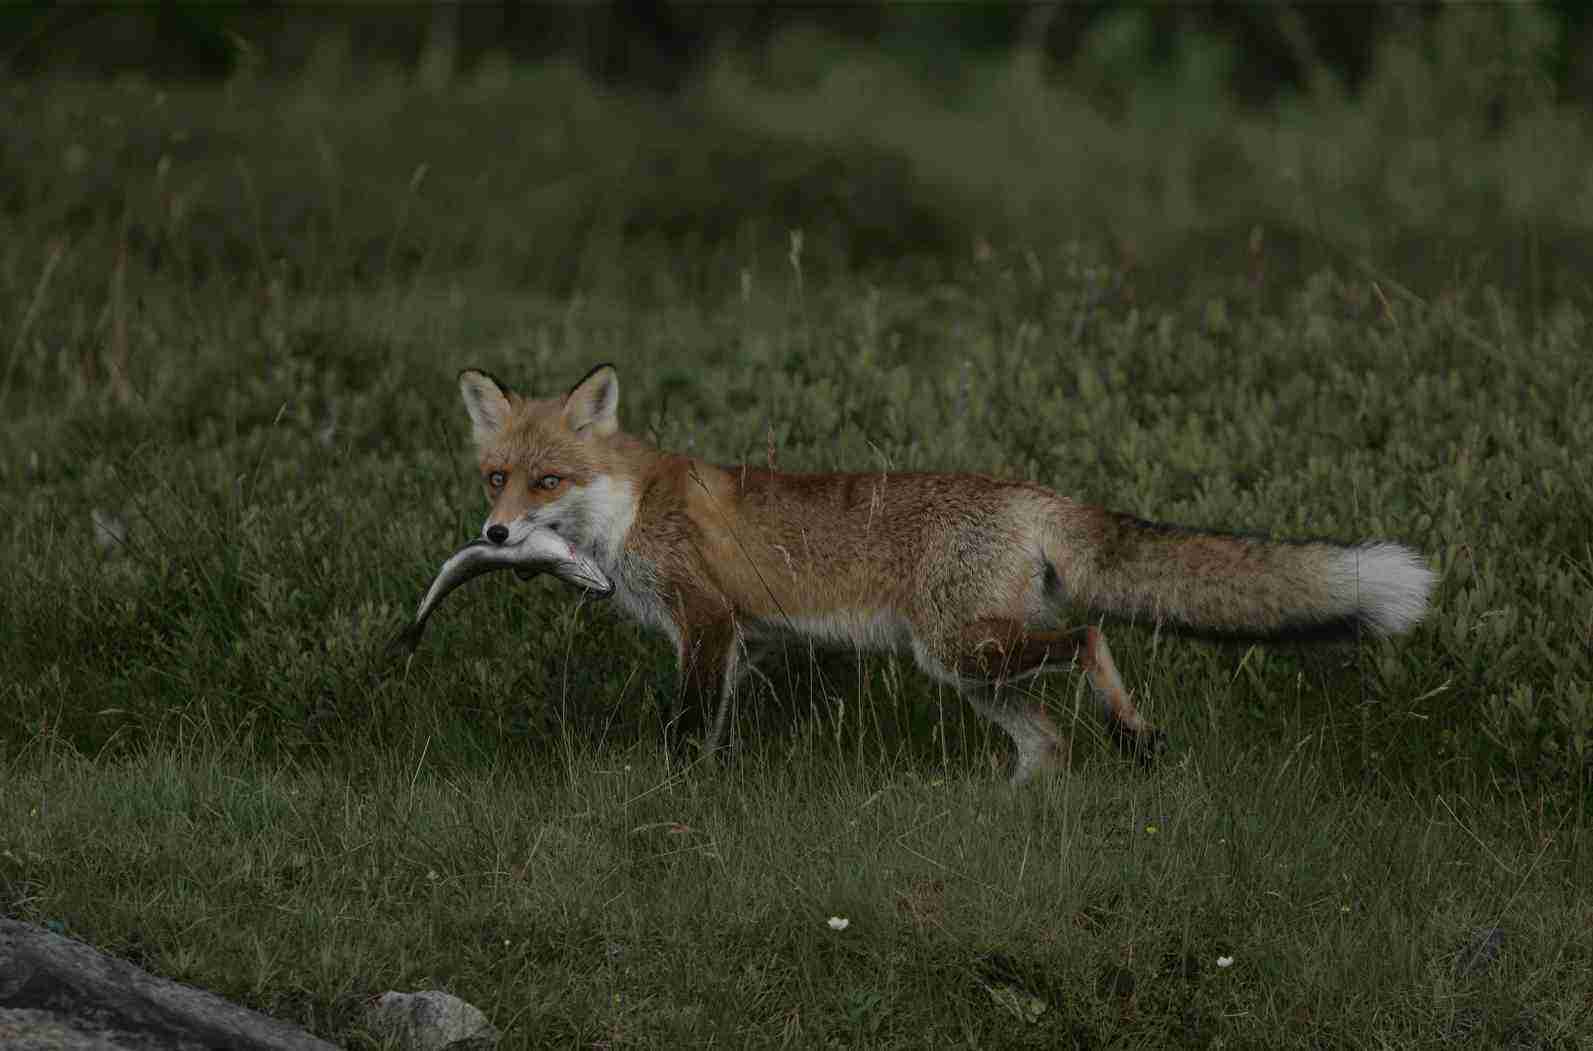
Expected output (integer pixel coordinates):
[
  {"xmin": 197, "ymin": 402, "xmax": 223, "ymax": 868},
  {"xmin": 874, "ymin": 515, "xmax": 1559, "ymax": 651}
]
[
  {"xmin": 4, "ymin": 2, "xmax": 1589, "ymax": 306},
  {"xmin": 3, "ymin": 1, "xmax": 1589, "ymax": 104}
]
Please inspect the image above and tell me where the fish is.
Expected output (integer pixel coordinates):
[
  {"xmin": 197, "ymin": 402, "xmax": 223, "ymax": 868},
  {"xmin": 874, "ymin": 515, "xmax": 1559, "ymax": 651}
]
[{"xmin": 387, "ymin": 531, "xmax": 613, "ymax": 660}]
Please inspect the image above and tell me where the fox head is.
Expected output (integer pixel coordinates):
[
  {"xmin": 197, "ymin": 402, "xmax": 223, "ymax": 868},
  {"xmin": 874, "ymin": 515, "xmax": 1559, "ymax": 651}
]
[{"xmin": 457, "ymin": 363, "xmax": 633, "ymax": 558}]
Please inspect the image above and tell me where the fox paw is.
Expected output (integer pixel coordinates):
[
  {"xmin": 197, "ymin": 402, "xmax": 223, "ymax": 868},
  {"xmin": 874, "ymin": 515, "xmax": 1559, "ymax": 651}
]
[{"xmin": 1112, "ymin": 724, "xmax": 1168, "ymax": 767}]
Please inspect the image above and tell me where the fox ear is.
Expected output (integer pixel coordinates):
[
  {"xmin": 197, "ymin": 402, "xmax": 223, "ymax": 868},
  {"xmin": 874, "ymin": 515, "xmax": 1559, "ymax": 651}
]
[
  {"xmin": 562, "ymin": 363, "xmax": 619, "ymax": 437},
  {"xmin": 458, "ymin": 369, "xmax": 512, "ymax": 447}
]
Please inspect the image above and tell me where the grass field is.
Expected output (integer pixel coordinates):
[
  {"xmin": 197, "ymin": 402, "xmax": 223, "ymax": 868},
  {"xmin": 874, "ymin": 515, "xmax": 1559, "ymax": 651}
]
[{"xmin": 3, "ymin": 29, "xmax": 1592, "ymax": 1049}]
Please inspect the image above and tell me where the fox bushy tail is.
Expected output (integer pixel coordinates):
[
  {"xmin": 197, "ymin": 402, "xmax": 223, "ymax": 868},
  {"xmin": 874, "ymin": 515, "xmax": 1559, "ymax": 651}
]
[{"xmin": 1052, "ymin": 510, "xmax": 1435, "ymax": 641}]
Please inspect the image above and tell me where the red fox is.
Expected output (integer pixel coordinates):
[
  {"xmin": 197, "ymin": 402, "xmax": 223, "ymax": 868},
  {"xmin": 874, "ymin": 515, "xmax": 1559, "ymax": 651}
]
[{"xmin": 457, "ymin": 363, "xmax": 1435, "ymax": 783}]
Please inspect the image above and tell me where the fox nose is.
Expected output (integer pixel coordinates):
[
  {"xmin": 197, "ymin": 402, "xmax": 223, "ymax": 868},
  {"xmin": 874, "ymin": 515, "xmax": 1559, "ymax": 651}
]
[{"xmin": 486, "ymin": 524, "xmax": 509, "ymax": 545}]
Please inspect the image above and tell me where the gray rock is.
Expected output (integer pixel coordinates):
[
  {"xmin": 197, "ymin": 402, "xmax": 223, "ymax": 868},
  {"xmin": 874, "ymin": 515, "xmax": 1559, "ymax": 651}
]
[
  {"xmin": 0, "ymin": 1007, "xmax": 134, "ymax": 1050},
  {"xmin": 367, "ymin": 991, "xmax": 499, "ymax": 1051},
  {"xmin": 0, "ymin": 918, "xmax": 339, "ymax": 1050}
]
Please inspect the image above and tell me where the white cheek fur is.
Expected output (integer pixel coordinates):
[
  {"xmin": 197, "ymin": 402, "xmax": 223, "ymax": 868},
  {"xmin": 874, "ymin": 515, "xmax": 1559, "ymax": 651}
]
[{"xmin": 488, "ymin": 476, "xmax": 637, "ymax": 558}]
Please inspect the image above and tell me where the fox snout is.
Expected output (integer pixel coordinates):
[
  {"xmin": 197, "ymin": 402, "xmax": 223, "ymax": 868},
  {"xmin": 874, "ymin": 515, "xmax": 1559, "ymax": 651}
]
[{"xmin": 484, "ymin": 518, "xmax": 563, "ymax": 545}]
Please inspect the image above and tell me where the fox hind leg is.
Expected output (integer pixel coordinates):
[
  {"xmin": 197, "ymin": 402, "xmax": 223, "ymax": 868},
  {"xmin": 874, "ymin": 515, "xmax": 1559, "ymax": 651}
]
[
  {"xmin": 1074, "ymin": 625, "xmax": 1166, "ymax": 764},
  {"xmin": 959, "ymin": 687, "xmax": 1067, "ymax": 784},
  {"xmin": 937, "ymin": 621, "xmax": 1162, "ymax": 782}
]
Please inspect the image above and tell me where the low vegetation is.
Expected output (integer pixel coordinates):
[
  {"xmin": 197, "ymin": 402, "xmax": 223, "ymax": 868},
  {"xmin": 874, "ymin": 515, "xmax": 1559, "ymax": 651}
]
[{"xmin": 2, "ymin": 14, "xmax": 1589, "ymax": 1046}]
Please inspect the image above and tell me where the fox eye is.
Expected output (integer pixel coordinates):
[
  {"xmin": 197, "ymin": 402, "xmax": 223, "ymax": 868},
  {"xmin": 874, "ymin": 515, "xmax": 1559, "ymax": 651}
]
[
  {"xmin": 487, "ymin": 470, "xmax": 507, "ymax": 489},
  {"xmin": 538, "ymin": 474, "xmax": 561, "ymax": 491}
]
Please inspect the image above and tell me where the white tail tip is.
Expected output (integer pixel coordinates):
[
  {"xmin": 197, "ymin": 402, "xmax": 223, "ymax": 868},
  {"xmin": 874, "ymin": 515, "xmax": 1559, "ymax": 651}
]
[{"xmin": 1337, "ymin": 542, "xmax": 1436, "ymax": 635}]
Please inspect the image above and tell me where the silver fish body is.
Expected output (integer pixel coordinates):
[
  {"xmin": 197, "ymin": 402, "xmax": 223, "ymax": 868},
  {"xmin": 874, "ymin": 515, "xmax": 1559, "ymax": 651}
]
[{"xmin": 387, "ymin": 532, "xmax": 613, "ymax": 659}]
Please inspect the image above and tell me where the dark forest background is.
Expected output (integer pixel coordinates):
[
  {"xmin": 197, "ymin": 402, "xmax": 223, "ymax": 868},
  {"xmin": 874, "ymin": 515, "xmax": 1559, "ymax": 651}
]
[{"xmin": 4, "ymin": 2, "xmax": 1590, "ymax": 102}]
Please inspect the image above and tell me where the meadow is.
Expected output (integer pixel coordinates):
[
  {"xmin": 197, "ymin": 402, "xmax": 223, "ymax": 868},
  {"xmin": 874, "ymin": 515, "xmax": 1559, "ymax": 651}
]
[{"xmin": 2, "ymin": 19, "xmax": 1592, "ymax": 1048}]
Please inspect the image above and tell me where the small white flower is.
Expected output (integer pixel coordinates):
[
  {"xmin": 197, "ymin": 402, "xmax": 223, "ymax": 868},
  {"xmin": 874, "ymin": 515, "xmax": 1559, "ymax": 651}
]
[
  {"xmin": 1216, "ymin": 955, "xmax": 1234, "ymax": 969},
  {"xmin": 827, "ymin": 916, "xmax": 850, "ymax": 931}
]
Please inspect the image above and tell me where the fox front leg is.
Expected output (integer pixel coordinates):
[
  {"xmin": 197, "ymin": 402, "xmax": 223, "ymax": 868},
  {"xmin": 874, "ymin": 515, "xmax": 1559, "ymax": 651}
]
[{"xmin": 669, "ymin": 621, "xmax": 742, "ymax": 761}]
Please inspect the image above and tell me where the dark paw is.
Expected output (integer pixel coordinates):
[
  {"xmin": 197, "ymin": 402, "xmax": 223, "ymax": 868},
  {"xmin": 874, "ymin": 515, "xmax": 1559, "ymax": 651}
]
[
  {"xmin": 1112, "ymin": 723, "xmax": 1168, "ymax": 767},
  {"xmin": 661, "ymin": 727, "xmax": 695, "ymax": 766},
  {"xmin": 660, "ymin": 704, "xmax": 704, "ymax": 761},
  {"xmin": 665, "ymin": 736, "xmax": 734, "ymax": 774},
  {"xmin": 705, "ymin": 739, "xmax": 737, "ymax": 770}
]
